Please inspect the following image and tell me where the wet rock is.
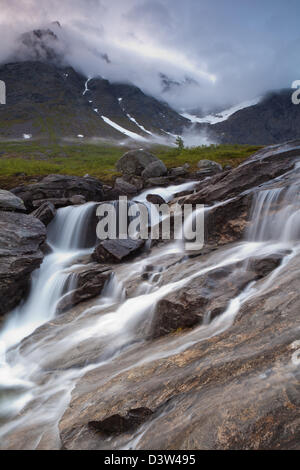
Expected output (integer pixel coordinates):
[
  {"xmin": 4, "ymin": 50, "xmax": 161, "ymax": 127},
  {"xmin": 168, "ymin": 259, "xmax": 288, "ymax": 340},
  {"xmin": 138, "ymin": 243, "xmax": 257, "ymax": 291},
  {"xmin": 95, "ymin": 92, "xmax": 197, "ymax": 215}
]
[
  {"xmin": 59, "ymin": 252, "xmax": 300, "ymax": 451},
  {"xmin": 31, "ymin": 201, "xmax": 56, "ymax": 226},
  {"xmin": 146, "ymin": 194, "xmax": 166, "ymax": 205},
  {"xmin": 92, "ymin": 238, "xmax": 145, "ymax": 263},
  {"xmin": 11, "ymin": 174, "xmax": 103, "ymax": 208},
  {"xmin": 141, "ymin": 160, "xmax": 167, "ymax": 179},
  {"xmin": 185, "ymin": 144, "xmax": 299, "ymax": 206},
  {"xmin": 150, "ymin": 265, "xmax": 260, "ymax": 338},
  {"xmin": 56, "ymin": 265, "xmax": 112, "ymax": 314},
  {"xmin": 0, "ymin": 211, "xmax": 46, "ymax": 316},
  {"xmin": 247, "ymin": 252, "xmax": 287, "ymax": 278},
  {"xmin": 0, "ymin": 189, "xmax": 26, "ymax": 212},
  {"xmin": 88, "ymin": 407, "xmax": 153, "ymax": 436},
  {"xmin": 116, "ymin": 149, "xmax": 159, "ymax": 176}
]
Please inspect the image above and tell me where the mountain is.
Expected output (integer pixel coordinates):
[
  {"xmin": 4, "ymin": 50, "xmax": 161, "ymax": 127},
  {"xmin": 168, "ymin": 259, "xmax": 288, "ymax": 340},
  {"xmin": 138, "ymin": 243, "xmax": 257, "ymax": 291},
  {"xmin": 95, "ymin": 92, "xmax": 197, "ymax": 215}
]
[
  {"xmin": 0, "ymin": 24, "xmax": 299, "ymax": 146},
  {"xmin": 0, "ymin": 26, "xmax": 189, "ymax": 142},
  {"xmin": 209, "ymin": 89, "xmax": 300, "ymax": 145}
]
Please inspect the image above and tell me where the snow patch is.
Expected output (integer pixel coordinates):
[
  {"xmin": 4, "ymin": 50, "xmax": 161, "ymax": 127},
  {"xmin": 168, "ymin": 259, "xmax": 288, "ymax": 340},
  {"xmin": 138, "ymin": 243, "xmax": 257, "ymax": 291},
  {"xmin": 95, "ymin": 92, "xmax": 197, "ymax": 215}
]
[
  {"xmin": 181, "ymin": 97, "xmax": 261, "ymax": 124},
  {"xmin": 126, "ymin": 114, "xmax": 153, "ymax": 135},
  {"xmin": 101, "ymin": 116, "xmax": 148, "ymax": 142}
]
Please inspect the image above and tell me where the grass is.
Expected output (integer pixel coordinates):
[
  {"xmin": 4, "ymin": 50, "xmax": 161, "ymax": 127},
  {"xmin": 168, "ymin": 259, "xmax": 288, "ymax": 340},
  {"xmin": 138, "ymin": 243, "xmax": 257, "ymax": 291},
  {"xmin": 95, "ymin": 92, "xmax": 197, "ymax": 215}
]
[{"xmin": 0, "ymin": 140, "xmax": 263, "ymax": 189}]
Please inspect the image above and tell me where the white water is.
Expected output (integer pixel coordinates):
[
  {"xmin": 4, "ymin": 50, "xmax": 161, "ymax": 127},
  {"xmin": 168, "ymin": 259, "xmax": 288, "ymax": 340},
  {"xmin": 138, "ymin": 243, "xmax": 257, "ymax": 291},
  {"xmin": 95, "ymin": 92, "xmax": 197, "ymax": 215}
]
[{"xmin": 0, "ymin": 170, "xmax": 300, "ymax": 448}]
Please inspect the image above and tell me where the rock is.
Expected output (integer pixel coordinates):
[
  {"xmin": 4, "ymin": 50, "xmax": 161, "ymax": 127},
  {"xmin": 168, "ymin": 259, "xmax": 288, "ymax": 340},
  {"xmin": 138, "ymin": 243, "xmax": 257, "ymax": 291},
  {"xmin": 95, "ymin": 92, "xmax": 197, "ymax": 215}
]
[
  {"xmin": 11, "ymin": 174, "xmax": 103, "ymax": 209},
  {"xmin": 146, "ymin": 194, "xmax": 166, "ymax": 205},
  {"xmin": 197, "ymin": 159, "xmax": 222, "ymax": 174},
  {"xmin": 185, "ymin": 144, "xmax": 299, "ymax": 206},
  {"xmin": 145, "ymin": 176, "xmax": 171, "ymax": 187},
  {"xmin": 31, "ymin": 201, "xmax": 56, "ymax": 226},
  {"xmin": 114, "ymin": 178, "xmax": 138, "ymax": 195},
  {"xmin": 88, "ymin": 408, "xmax": 153, "ymax": 436},
  {"xmin": 116, "ymin": 149, "xmax": 159, "ymax": 176},
  {"xmin": 168, "ymin": 167, "xmax": 188, "ymax": 178},
  {"xmin": 141, "ymin": 160, "xmax": 167, "ymax": 179},
  {"xmin": 150, "ymin": 264, "xmax": 260, "ymax": 338},
  {"xmin": 60, "ymin": 252, "xmax": 300, "ymax": 450},
  {"xmin": 0, "ymin": 189, "xmax": 26, "ymax": 212},
  {"xmin": 92, "ymin": 238, "xmax": 145, "ymax": 263},
  {"xmin": 56, "ymin": 265, "xmax": 112, "ymax": 314},
  {"xmin": 0, "ymin": 211, "xmax": 46, "ymax": 316}
]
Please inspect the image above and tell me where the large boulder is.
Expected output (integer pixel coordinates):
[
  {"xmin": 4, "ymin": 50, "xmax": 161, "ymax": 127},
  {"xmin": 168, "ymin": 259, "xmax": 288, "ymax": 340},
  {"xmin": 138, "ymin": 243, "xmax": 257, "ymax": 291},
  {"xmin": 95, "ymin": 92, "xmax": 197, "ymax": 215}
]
[
  {"xmin": 0, "ymin": 189, "xmax": 26, "ymax": 212},
  {"xmin": 116, "ymin": 150, "xmax": 163, "ymax": 177},
  {"xmin": 11, "ymin": 174, "xmax": 104, "ymax": 209},
  {"xmin": 141, "ymin": 160, "xmax": 167, "ymax": 179},
  {"xmin": 92, "ymin": 238, "xmax": 145, "ymax": 263},
  {"xmin": 0, "ymin": 211, "xmax": 46, "ymax": 316},
  {"xmin": 56, "ymin": 265, "xmax": 112, "ymax": 314}
]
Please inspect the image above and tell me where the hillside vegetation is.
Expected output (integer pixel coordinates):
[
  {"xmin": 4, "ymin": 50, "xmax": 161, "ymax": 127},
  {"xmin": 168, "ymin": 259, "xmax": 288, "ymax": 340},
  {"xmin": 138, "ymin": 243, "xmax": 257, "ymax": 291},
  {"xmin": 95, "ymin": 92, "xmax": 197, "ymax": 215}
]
[{"xmin": 0, "ymin": 140, "xmax": 262, "ymax": 189}]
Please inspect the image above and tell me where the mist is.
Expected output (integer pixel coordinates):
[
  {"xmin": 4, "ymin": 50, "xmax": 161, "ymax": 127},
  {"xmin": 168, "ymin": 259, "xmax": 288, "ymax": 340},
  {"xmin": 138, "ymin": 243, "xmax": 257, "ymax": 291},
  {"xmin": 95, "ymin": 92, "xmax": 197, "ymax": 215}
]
[{"xmin": 0, "ymin": 0, "xmax": 299, "ymax": 112}]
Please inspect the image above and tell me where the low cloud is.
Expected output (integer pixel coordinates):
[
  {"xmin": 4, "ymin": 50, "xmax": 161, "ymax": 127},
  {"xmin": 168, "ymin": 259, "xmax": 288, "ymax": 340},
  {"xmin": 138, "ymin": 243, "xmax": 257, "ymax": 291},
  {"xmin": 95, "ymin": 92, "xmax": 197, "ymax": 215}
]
[{"xmin": 0, "ymin": 0, "xmax": 299, "ymax": 112}]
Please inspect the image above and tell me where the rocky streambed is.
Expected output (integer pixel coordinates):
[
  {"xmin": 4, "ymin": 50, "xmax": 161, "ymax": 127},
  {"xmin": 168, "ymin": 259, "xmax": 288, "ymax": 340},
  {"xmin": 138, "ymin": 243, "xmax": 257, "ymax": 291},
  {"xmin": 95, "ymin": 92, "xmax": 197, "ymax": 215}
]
[{"xmin": 0, "ymin": 142, "xmax": 300, "ymax": 450}]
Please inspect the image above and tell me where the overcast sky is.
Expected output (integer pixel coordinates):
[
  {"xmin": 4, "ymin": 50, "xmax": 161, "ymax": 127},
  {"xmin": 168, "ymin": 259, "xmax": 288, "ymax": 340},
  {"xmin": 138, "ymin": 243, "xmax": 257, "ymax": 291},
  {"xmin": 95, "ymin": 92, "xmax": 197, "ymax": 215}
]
[{"xmin": 0, "ymin": 0, "xmax": 299, "ymax": 111}]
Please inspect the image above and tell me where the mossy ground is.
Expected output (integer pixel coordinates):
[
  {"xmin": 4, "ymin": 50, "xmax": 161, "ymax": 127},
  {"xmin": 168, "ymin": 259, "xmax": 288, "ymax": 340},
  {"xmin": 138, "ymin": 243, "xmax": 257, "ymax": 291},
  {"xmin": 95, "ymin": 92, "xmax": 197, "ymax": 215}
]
[{"xmin": 0, "ymin": 140, "xmax": 263, "ymax": 189}]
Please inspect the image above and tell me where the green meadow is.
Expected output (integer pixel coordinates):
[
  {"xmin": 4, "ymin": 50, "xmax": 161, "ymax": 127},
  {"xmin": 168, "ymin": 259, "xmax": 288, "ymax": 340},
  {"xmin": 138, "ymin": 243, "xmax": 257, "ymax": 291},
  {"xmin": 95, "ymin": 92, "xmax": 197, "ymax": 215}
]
[{"xmin": 0, "ymin": 140, "xmax": 262, "ymax": 189}]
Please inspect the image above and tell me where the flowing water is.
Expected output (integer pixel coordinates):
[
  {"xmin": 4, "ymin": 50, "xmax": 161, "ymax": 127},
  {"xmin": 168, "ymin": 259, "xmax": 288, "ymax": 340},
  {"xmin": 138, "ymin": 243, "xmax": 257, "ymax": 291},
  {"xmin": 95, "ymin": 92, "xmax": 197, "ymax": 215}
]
[{"xmin": 0, "ymin": 172, "xmax": 300, "ymax": 449}]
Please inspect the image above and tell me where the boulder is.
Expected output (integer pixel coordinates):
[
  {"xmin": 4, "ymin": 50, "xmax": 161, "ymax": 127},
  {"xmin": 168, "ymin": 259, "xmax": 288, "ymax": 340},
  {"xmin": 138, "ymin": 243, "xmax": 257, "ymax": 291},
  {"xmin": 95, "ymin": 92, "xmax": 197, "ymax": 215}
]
[
  {"xmin": 0, "ymin": 189, "xmax": 26, "ymax": 212},
  {"xmin": 141, "ymin": 160, "xmax": 167, "ymax": 179},
  {"xmin": 145, "ymin": 176, "xmax": 171, "ymax": 187},
  {"xmin": 92, "ymin": 238, "xmax": 145, "ymax": 263},
  {"xmin": 31, "ymin": 201, "xmax": 56, "ymax": 226},
  {"xmin": 168, "ymin": 167, "xmax": 188, "ymax": 178},
  {"xmin": 114, "ymin": 178, "xmax": 138, "ymax": 195},
  {"xmin": 0, "ymin": 211, "xmax": 46, "ymax": 316},
  {"xmin": 146, "ymin": 194, "xmax": 166, "ymax": 205},
  {"xmin": 197, "ymin": 159, "xmax": 223, "ymax": 174},
  {"xmin": 116, "ymin": 149, "xmax": 163, "ymax": 176},
  {"xmin": 11, "ymin": 174, "xmax": 103, "ymax": 209},
  {"xmin": 151, "ymin": 265, "xmax": 258, "ymax": 339},
  {"xmin": 56, "ymin": 265, "xmax": 112, "ymax": 314}
]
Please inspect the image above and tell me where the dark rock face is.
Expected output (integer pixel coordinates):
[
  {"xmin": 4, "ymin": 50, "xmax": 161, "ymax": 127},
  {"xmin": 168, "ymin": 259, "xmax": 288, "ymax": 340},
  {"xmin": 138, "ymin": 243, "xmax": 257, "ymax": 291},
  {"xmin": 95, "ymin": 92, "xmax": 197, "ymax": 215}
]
[
  {"xmin": 31, "ymin": 201, "xmax": 56, "ymax": 226},
  {"xmin": 93, "ymin": 238, "xmax": 145, "ymax": 263},
  {"xmin": 56, "ymin": 265, "xmax": 112, "ymax": 314},
  {"xmin": 88, "ymin": 408, "xmax": 153, "ymax": 436},
  {"xmin": 11, "ymin": 174, "xmax": 104, "ymax": 208},
  {"xmin": 0, "ymin": 211, "xmax": 46, "ymax": 316},
  {"xmin": 0, "ymin": 189, "xmax": 26, "ymax": 212},
  {"xmin": 0, "ymin": 57, "xmax": 189, "ymax": 140}
]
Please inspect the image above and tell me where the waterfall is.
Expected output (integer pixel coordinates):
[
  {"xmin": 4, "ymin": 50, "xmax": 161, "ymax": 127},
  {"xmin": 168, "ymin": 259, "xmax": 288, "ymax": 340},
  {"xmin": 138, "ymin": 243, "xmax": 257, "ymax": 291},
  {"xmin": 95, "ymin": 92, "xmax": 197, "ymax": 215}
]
[
  {"xmin": 0, "ymin": 203, "xmax": 99, "ymax": 422},
  {"xmin": 1, "ymin": 175, "xmax": 300, "ymax": 449},
  {"xmin": 247, "ymin": 183, "xmax": 300, "ymax": 243}
]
